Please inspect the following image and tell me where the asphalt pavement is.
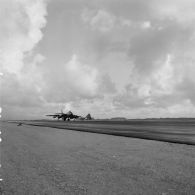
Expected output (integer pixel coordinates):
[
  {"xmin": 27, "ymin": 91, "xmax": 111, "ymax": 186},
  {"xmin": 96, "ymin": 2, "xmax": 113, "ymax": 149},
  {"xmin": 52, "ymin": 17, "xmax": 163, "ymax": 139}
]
[{"xmin": 0, "ymin": 122, "xmax": 195, "ymax": 194}]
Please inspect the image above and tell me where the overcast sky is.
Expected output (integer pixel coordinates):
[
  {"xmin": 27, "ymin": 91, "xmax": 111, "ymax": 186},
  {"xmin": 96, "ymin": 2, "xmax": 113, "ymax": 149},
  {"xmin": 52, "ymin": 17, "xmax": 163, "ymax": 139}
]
[{"xmin": 1, "ymin": 0, "xmax": 195, "ymax": 119}]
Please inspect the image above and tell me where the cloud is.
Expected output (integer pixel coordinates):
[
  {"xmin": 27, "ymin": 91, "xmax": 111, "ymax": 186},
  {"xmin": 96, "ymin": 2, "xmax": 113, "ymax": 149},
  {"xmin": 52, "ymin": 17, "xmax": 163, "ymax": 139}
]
[
  {"xmin": 0, "ymin": 0, "xmax": 47, "ymax": 74},
  {"xmin": 99, "ymin": 74, "xmax": 116, "ymax": 94},
  {"xmin": 141, "ymin": 21, "xmax": 151, "ymax": 29},
  {"xmin": 0, "ymin": 0, "xmax": 48, "ymax": 119},
  {"xmin": 82, "ymin": 8, "xmax": 133, "ymax": 33},
  {"xmin": 114, "ymin": 50, "xmax": 195, "ymax": 115},
  {"xmin": 2, "ymin": 0, "xmax": 195, "ymax": 119},
  {"xmin": 1, "ymin": 53, "xmax": 47, "ymax": 120},
  {"xmin": 1, "ymin": 73, "xmax": 45, "ymax": 108},
  {"xmin": 153, "ymin": 0, "xmax": 195, "ymax": 24},
  {"xmin": 113, "ymin": 0, "xmax": 195, "ymax": 115},
  {"xmin": 63, "ymin": 55, "xmax": 99, "ymax": 97},
  {"xmin": 128, "ymin": 20, "xmax": 192, "ymax": 75},
  {"xmin": 42, "ymin": 54, "xmax": 98, "ymax": 102},
  {"xmin": 42, "ymin": 54, "xmax": 116, "ymax": 103},
  {"xmin": 99, "ymin": 0, "xmax": 152, "ymax": 21},
  {"xmin": 82, "ymin": 9, "xmax": 116, "ymax": 32}
]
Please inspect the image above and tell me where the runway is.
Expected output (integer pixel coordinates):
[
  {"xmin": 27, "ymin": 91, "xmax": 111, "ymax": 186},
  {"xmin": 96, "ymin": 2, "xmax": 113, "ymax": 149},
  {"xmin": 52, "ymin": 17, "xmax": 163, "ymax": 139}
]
[
  {"xmin": 1, "ymin": 122, "xmax": 195, "ymax": 194},
  {"xmin": 18, "ymin": 119, "xmax": 195, "ymax": 145}
]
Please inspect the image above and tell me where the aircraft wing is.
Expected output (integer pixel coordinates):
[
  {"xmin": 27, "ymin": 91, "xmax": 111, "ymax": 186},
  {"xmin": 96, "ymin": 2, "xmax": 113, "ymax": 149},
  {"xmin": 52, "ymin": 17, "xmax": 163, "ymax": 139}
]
[{"xmin": 72, "ymin": 114, "xmax": 80, "ymax": 118}]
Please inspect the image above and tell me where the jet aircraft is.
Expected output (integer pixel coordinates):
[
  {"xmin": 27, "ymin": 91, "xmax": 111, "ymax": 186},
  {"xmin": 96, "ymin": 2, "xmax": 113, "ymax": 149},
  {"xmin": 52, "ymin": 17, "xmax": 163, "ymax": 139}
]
[{"xmin": 46, "ymin": 110, "xmax": 80, "ymax": 121}]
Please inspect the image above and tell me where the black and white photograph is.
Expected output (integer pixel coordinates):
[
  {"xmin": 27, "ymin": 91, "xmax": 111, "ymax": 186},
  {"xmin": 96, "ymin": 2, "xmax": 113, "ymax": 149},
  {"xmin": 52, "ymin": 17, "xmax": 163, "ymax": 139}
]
[{"xmin": 0, "ymin": 0, "xmax": 195, "ymax": 194}]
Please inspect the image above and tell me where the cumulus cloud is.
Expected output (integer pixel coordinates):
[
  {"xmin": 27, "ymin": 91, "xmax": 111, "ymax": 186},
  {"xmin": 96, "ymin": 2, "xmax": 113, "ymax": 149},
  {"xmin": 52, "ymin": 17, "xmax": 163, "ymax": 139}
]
[
  {"xmin": 153, "ymin": 0, "xmax": 195, "ymax": 24},
  {"xmin": 42, "ymin": 54, "xmax": 116, "ymax": 103},
  {"xmin": 0, "ymin": 0, "xmax": 47, "ymax": 74},
  {"xmin": 129, "ymin": 20, "xmax": 191, "ymax": 74},
  {"xmin": 82, "ymin": 9, "xmax": 116, "ymax": 32},
  {"xmin": 0, "ymin": 0, "xmax": 48, "ymax": 119},
  {"xmin": 99, "ymin": 0, "xmax": 195, "ymax": 117},
  {"xmin": 62, "ymin": 54, "xmax": 99, "ymax": 98},
  {"xmin": 141, "ymin": 21, "xmax": 151, "ymax": 29},
  {"xmin": 1, "ymin": 73, "xmax": 44, "ymax": 107},
  {"xmin": 82, "ymin": 8, "xmax": 133, "ymax": 33},
  {"xmin": 2, "ymin": 0, "xmax": 195, "ymax": 119}
]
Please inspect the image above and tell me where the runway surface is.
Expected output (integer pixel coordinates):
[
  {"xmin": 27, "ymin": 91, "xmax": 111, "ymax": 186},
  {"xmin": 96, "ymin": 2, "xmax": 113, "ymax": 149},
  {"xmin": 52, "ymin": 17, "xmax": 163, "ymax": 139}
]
[
  {"xmin": 1, "ymin": 122, "xmax": 195, "ymax": 194},
  {"xmin": 19, "ymin": 119, "xmax": 195, "ymax": 145}
]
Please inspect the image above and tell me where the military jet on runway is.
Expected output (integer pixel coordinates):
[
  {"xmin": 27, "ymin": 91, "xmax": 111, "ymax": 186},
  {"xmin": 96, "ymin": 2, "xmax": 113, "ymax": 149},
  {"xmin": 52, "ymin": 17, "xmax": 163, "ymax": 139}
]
[{"xmin": 46, "ymin": 110, "xmax": 80, "ymax": 121}]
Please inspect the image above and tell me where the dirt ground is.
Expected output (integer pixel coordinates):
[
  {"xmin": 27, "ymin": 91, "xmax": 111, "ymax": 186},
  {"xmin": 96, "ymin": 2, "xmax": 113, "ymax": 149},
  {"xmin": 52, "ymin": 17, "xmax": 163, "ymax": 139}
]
[{"xmin": 1, "ymin": 122, "xmax": 195, "ymax": 194}]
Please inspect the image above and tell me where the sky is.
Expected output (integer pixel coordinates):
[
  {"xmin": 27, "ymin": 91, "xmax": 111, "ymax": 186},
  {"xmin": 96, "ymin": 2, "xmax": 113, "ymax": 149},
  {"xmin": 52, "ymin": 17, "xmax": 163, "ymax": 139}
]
[{"xmin": 1, "ymin": 0, "xmax": 195, "ymax": 119}]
